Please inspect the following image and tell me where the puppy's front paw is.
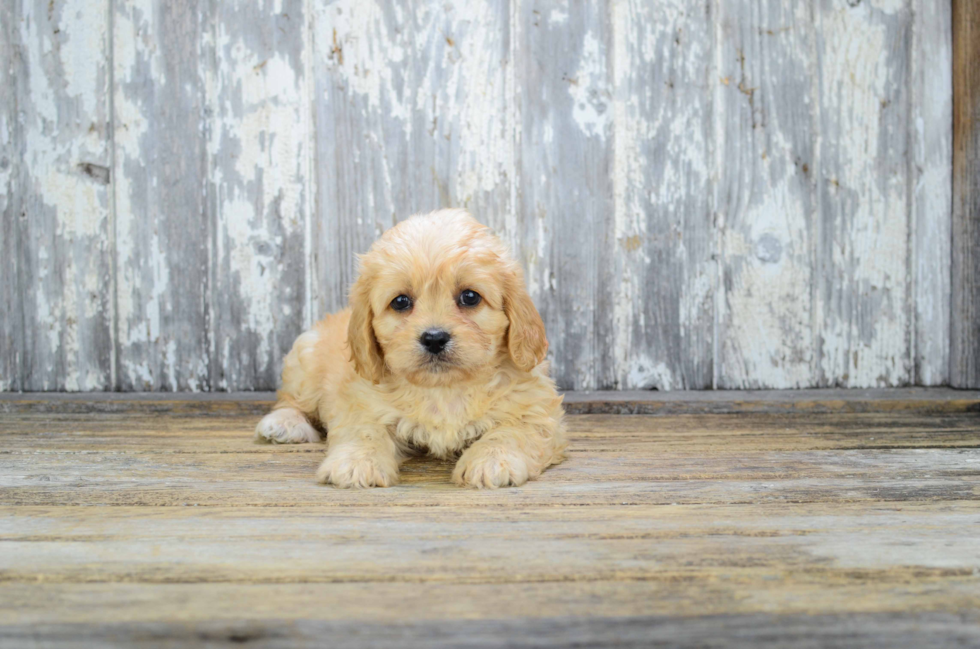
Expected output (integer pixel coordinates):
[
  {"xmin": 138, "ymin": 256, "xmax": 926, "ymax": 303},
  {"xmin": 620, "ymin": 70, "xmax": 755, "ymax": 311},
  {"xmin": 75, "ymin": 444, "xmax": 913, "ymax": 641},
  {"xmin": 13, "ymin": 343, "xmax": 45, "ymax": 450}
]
[
  {"xmin": 255, "ymin": 408, "xmax": 322, "ymax": 444},
  {"xmin": 453, "ymin": 446, "xmax": 530, "ymax": 489},
  {"xmin": 316, "ymin": 445, "xmax": 398, "ymax": 488}
]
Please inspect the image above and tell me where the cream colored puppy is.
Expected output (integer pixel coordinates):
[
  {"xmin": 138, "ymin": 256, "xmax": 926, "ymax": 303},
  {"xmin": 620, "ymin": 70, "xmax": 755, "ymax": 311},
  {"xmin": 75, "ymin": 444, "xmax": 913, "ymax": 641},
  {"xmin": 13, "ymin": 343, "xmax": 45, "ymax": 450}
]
[{"xmin": 255, "ymin": 209, "xmax": 567, "ymax": 488}]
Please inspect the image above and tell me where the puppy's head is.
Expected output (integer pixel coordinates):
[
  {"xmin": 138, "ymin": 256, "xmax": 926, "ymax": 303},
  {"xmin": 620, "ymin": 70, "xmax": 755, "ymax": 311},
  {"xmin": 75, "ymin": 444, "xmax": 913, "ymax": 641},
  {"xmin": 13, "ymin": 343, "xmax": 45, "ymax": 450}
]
[{"xmin": 347, "ymin": 209, "xmax": 547, "ymax": 386}]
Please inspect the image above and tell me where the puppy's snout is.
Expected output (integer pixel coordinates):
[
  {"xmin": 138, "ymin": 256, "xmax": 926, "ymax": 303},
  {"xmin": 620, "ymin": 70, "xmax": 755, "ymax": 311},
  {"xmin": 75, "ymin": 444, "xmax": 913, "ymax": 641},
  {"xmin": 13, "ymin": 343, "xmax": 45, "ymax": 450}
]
[{"xmin": 420, "ymin": 329, "xmax": 451, "ymax": 355}]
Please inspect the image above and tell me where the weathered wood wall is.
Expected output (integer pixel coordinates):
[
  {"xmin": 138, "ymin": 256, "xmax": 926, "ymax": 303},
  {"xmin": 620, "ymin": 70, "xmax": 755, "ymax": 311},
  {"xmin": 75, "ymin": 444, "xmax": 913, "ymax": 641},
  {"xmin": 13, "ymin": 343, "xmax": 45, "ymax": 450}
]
[
  {"xmin": 0, "ymin": 0, "xmax": 957, "ymax": 391},
  {"xmin": 952, "ymin": 0, "xmax": 980, "ymax": 388}
]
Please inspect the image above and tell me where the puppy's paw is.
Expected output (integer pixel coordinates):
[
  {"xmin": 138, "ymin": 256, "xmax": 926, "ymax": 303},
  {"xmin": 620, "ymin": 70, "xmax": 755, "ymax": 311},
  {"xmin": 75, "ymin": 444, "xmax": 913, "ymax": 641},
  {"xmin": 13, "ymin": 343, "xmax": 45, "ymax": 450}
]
[
  {"xmin": 255, "ymin": 408, "xmax": 322, "ymax": 444},
  {"xmin": 316, "ymin": 445, "xmax": 398, "ymax": 488},
  {"xmin": 453, "ymin": 446, "xmax": 530, "ymax": 489}
]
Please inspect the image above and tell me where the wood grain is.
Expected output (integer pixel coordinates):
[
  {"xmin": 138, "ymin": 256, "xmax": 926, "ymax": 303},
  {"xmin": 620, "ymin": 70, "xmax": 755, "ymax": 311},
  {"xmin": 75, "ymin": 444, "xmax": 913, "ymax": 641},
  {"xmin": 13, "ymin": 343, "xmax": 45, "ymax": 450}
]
[
  {"xmin": 0, "ymin": 610, "xmax": 977, "ymax": 649},
  {"xmin": 516, "ymin": 1, "xmax": 613, "ymax": 390},
  {"xmin": 2, "ymin": 1, "xmax": 967, "ymax": 392},
  {"xmin": 210, "ymin": 0, "xmax": 311, "ymax": 390},
  {"xmin": 814, "ymin": 0, "xmax": 912, "ymax": 388},
  {"xmin": 312, "ymin": 0, "xmax": 513, "ymax": 315},
  {"xmin": 911, "ymin": 0, "xmax": 952, "ymax": 385},
  {"xmin": 0, "ymin": 0, "xmax": 22, "ymax": 391},
  {"xmin": 608, "ymin": 0, "xmax": 713, "ymax": 390},
  {"xmin": 716, "ymin": 0, "xmax": 815, "ymax": 389},
  {"xmin": 3, "ymin": 387, "xmax": 980, "ymax": 416},
  {"xmin": 112, "ymin": 0, "xmax": 210, "ymax": 390},
  {"xmin": 952, "ymin": 0, "xmax": 980, "ymax": 388},
  {"xmin": 0, "ymin": 0, "xmax": 114, "ymax": 391},
  {"xmin": 0, "ymin": 397, "xmax": 978, "ymax": 646}
]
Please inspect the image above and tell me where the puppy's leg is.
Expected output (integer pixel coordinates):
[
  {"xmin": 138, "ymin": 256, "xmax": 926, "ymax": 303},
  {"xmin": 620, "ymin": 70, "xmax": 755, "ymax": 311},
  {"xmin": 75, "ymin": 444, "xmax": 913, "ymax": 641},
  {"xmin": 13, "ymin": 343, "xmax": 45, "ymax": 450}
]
[
  {"xmin": 453, "ymin": 424, "xmax": 566, "ymax": 489},
  {"xmin": 255, "ymin": 407, "xmax": 321, "ymax": 444},
  {"xmin": 255, "ymin": 329, "xmax": 324, "ymax": 444},
  {"xmin": 316, "ymin": 425, "xmax": 401, "ymax": 488}
]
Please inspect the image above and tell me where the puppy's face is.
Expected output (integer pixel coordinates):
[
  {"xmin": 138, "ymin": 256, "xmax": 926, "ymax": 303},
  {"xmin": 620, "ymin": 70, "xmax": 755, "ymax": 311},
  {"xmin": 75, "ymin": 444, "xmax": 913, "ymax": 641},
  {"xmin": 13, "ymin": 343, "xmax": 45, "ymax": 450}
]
[{"xmin": 347, "ymin": 210, "xmax": 547, "ymax": 386}]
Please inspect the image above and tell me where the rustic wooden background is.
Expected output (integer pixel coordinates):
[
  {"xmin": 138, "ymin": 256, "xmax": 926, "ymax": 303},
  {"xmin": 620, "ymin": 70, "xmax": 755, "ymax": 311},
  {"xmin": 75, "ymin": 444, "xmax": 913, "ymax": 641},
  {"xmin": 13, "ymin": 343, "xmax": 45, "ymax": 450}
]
[{"xmin": 1, "ymin": 0, "xmax": 965, "ymax": 392}]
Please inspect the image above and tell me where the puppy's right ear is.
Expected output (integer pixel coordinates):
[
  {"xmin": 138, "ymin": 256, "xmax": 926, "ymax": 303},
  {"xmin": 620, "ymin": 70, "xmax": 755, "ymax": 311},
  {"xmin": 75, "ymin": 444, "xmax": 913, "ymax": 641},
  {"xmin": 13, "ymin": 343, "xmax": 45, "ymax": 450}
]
[
  {"xmin": 503, "ymin": 263, "xmax": 549, "ymax": 372},
  {"xmin": 347, "ymin": 272, "xmax": 385, "ymax": 384}
]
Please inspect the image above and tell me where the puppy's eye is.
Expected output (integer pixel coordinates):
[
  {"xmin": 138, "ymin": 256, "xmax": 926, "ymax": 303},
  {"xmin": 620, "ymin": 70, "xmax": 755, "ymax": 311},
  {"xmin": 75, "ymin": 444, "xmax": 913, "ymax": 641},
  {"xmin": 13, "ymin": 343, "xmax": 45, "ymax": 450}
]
[
  {"xmin": 390, "ymin": 295, "xmax": 413, "ymax": 312},
  {"xmin": 458, "ymin": 289, "xmax": 482, "ymax": 307}
]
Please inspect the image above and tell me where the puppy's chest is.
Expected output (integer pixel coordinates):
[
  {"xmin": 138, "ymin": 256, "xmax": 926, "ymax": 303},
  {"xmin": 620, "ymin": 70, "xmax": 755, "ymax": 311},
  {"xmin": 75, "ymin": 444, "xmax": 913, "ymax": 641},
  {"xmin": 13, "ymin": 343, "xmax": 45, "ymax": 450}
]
[{"xmin": 392, "ymin": 397, "xmax": 494, "ymax": 458}]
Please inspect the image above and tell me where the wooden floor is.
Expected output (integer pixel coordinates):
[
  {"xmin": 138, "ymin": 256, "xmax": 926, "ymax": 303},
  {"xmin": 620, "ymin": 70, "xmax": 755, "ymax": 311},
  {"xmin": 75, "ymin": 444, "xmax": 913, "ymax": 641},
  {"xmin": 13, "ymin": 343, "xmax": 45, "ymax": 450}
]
[{"xmin": 1, "ymin": 390, "xmax": 979, "ymax": 648}]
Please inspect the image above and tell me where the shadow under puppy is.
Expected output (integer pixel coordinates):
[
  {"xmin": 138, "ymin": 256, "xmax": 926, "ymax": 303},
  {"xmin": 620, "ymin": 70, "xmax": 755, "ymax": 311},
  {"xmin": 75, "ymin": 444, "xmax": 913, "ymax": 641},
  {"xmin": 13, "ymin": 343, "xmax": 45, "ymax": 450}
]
[{"xmin": 255, "ymin": 209, "xmax": 567, "ymax": 488}]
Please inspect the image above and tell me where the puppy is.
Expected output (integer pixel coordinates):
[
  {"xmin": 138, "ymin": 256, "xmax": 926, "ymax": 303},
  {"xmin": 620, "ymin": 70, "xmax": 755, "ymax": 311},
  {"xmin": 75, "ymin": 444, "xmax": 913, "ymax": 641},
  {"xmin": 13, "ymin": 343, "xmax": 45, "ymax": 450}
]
[{"xmin": 255, "ymin": 209, "xmax": 567, "ymax": 488}]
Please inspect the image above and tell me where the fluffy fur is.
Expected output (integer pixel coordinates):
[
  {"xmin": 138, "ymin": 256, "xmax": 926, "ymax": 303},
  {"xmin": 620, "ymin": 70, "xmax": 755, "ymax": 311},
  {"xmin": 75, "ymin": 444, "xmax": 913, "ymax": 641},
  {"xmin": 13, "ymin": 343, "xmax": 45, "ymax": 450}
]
[{"xmin": 255, "ymin": 209, "xmax": 567, "ymax": 488}]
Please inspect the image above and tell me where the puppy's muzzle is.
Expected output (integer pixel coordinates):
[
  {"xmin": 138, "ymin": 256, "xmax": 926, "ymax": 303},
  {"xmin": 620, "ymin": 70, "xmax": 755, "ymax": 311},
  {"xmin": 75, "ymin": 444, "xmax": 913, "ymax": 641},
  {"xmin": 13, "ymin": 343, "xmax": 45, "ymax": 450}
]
[{"xmin": 420, "ymin": 329, "xmax": 451, "ymax": 355}]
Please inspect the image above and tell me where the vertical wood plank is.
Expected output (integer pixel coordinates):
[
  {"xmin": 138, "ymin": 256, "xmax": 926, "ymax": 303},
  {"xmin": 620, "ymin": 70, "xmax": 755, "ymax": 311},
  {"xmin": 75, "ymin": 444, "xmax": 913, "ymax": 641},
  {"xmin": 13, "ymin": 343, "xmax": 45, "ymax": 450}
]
[
  {"xmin": 715, "ymin": 1, "xmax": 815, "ymax": 388},
  {"xmin": 606, "ymin": 0, "xmax": 714, "ymax": 390},
  {"xmin": 312, "ymin": 0, "xmax": 513, "ymax": 316},
  {"xmin": 0, "ymin": 0, "xmax": 113, "ymax": 391},
  {"xmin": 517, "ymin": 0, "xmax": 613, "ymax": 390},
  {"xmin": 210, "ymin": 0, "xmax": 310, "ymax": 390},
  {"xmin": 951, "ymin": 0, "xmax": 980, "ymax": 388},
  {"xmin": 407, "ymin": 2, "xmax": 515, "ymax": 244},
  {"xmin": 112, "ymin": 0, "xmax": 210, "ymax": 390},
  {"xmin": 0, "ymin": 0, "xmax": 960, "ymax": 392},
  {"xmin": 814, "ymin": 0, "xmax": 912, "ymax": 387},
  {"xmin": 911, "ymin": 0, "xmax": 951, "ymax": 386},
  {"xmin": 0, "ymin": 1, "xmax": 21, "ymax": 390}
]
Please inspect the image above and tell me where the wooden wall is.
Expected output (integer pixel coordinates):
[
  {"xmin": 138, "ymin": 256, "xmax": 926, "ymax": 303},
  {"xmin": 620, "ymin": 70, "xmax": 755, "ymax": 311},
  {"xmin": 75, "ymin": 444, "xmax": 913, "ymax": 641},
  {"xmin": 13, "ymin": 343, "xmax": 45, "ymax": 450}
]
[
  {"xmin": 0, "ymin": 0, "xmax": 958, "ymax": 391},
  {"xmin": 952, "ymin": 0, "xmax": 980, "ymax": 388}
]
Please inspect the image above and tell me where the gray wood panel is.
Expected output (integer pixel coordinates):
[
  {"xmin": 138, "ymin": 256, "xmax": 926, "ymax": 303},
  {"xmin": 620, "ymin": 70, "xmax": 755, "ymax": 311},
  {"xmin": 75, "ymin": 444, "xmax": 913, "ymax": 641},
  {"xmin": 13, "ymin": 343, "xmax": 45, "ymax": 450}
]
[
  {"xmin": 1, "ymin": 397, "xmax": 979, "ymax": 645},
  {"xmin": 112, "ymin": 0, "xmax": 211, "ymax": 390},
  {"xmin": 210, "ymin": 0, "xmax": 311, "ymax": 390},
  {"xmin": 517, "ymin": 0, "xmax": 613, "ymax": 390},
  {"xmin": 0, "ymin": 1, "xmax": 21, "ymax": 390},
  {"xmin": 607, "ymin": 0, "xmax": 714, "ymax": 390},
  {"xmin": 952, "ymin": 0, "xmax": 980, "ymax": 388},
  {"xmin": 2, "ymin": 613, "xmax": 977, "ymax": 649},
  {"xmin": 0, "ymin": 0, "xmax": 967, "ymax": 392},
  {"xmin": 715, "ymin": 1, "xmax": 815, "ymax": 389},
  {"xmin": 813, "ymin": 0, "xmax": 912, "ymax": 388},
  {"xmin": 911, "ymin": 0, "xmax": 952, "ymax": 385},
  {"xmin": 0, "ymin": 0, "xmax": 114, "ymax": 391},
  {"xmin": 312, "ymin": 0, "xmax": 513, "ymax": 315}
]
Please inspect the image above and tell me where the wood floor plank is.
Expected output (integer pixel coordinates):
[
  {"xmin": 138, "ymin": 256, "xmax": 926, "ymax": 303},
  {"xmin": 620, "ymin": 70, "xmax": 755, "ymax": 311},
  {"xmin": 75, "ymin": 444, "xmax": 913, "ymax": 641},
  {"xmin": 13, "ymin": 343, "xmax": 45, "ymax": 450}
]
[
  {"xmin": 1, "ymin": 446, "xmax": 978, "ymax": 506},
  {"xmin": 1, "ymin": 581, "xmax": 978, "ymax": 626},
  {"xmin": 2, "ymin": 412, "xmax": 979, "ymax": 452},
  {"xmin": 0, "ymin": 503, "xmax": 978, "ymax": 585},
  {"xmin": 0, "ymin": 399, "xmax": 978, "ymax": 645}
]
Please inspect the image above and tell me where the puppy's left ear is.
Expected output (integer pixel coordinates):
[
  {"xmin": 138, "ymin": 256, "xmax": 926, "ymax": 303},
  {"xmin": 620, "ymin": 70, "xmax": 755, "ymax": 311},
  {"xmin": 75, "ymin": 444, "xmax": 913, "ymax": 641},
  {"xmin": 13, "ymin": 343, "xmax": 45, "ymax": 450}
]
[
  {"xmin": 347, "ymin": 271, "xmax": 386, "ymax": 384},
  {"xmin": 503, "ymin": 264, "xmax": 548, "ymax": 372}
]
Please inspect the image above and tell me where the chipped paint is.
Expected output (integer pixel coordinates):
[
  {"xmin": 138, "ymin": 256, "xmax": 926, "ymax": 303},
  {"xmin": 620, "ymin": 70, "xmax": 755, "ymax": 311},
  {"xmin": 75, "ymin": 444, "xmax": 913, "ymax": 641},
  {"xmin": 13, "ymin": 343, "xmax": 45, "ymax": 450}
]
[
  {"xmin": 611, "ymin": 0, "xmax": 712, "ymax": 390},
  {"xmin": 910, "ymin": 0, "xmax": 952, "ymax": 385},
  {"xmin": 815, "ymin": 2, "xmax": 911, "ymax": 387},
  {"xmin": 568, "ymin": 31, "xmax": 610, "ymax": 139},
  {"xmin": 211, "ymin": 0, "xmax": 309, "ymax": 390},
  {"xmin": 715, "ymin": 1, "xmax": 815, "ymax": 389},
  {"xmin": 112, "ymin": 0, "xmax": 211, "ymax": 390},
  {"xmin": 3, "ymin": 0, "xmax": 112, "ymax": 391},
  {"xmin": 2, "ymin": 0, "xmax": 955, "ymax": 392}
]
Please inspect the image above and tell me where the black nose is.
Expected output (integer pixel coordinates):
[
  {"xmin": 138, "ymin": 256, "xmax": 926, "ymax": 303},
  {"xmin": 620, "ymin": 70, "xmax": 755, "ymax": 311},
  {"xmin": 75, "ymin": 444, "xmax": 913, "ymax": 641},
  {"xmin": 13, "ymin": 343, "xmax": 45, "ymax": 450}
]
[{"xmin": 420, "ymin": 329, "xmax": 451, "ymax": 354}]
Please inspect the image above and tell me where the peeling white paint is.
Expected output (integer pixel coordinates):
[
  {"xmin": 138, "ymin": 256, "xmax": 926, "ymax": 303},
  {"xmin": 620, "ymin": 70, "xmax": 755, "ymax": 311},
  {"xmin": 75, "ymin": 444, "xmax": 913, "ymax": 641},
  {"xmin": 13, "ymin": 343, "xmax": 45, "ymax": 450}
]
[
  {"xmin": 611, "ymin": 0, "xmax": 712, "ymax": 389},
  {"xmin": 817, "ymin": 5, "xmax": 909, "ymax": 387},
  {"xmin": 113, "ymin": 0, "xmax": 157, "ymax": 365},
  {"xmin": 5, "ymin": 0, "xmax": 953, "ymax": 392},
  {"xmin": 322, "ymin": 0, "xmax": 410, "ymax": 122},
  {"xmin": 714, "ymin": 1, "xmax": 816, "ymax": 390},
  {"xmin": 910, "ymin": 0, "xmax": 952, "ymax": 386},
  {"xmin": 568, "ymin": 31, "xmax": 610, "ymax": 139},
  {"xmin": 628, "ymin": 359, "xmax": 674, "ymax": 391},
  {"xmin": 11, "ymin": 0, "xmax": 112, "ymax": 391},
  {"xmin": 548, "ymin": 7, "xmax": 568, "ymax": 25}
]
